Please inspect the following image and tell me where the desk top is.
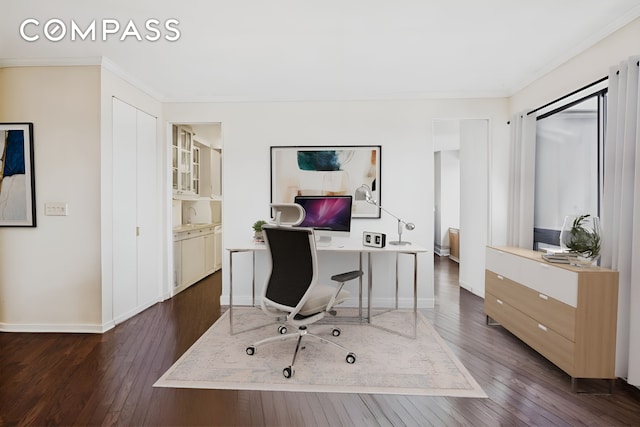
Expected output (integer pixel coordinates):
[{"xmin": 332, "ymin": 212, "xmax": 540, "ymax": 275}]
[{"xmin": 227, "ymin": 239, "xmax": 428, "ymax": 254}]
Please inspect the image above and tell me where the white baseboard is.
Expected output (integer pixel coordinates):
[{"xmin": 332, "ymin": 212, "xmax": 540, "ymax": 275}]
[
  {"xmin": 459, "ymin": 279, "xmax": 484, "ymax": 298},
  {"xmin": 0, "ymin": 322, "xmax": 113, "ymax": 333},
  {"xmin": 434, "ymin": 244, "xmax": 450, "ymax": 257},
  {"xmin": 0, "ymin": 297, "xmax": 161, "ymax": 333}
]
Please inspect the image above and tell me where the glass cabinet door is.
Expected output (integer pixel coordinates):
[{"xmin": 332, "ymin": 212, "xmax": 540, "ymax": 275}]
[
  {"xmin": 177, "ymin": 127, "xmax": 194, "ymax": 194},
  {"xmin": 172, "ymin": 126, "xmax": 179, "ymax": 190},
  {"xmin": 192, "ymin": 146, "xmax": 200, "ymax": 195}
]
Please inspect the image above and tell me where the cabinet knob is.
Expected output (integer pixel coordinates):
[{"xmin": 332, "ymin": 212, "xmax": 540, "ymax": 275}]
[
  {"xmin": 496, "ymin": 299, "xmax": 503, "ymax": 305},
  {"xmin": 497, "ymin": 275, "xmax": 504, "ymax": 280},
  {"xmin": 537, "ymin": 324, "xmax": 548, "ymax": 332},
  {"xmin": 538, "ymin": 293, "xmax": 548, "ymax": 300}
]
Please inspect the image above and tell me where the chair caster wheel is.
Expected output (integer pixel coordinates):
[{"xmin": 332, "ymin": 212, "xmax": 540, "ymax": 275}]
[
  {"xmin": 283, "ymin": 366, "xmax": 294, "ymax": 378},
  {"xmin": 246, "ymin": 346, "xmax": 256, "ymax": 356},
  {"xmin": 278, "ymin": 325, "xmax": 287, "ymax": 334},
  {"xmin": 332, "ymin": 328, "xmax": 341, "ymax": 337},
  {"xmin": 346, "ymin": 353, "xmax": 356, "ymax": 364}
]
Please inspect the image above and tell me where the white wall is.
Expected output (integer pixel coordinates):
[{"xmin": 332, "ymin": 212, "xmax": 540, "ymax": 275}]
[
  {"xmin": 440, "ymin": 151, "xmax": 460, "ymax": 233},
  {"xmin": 164, "ymin": 98, "xmax": 508, "ymax": 309},
  {"xmin": 0, "ymin": 66, "xmax": 103, "ymax": 331},
  {"xmin": 0, "ymin": 64, "xmax": 165, "ymax": 332},
  {"xmin": 433, "ymin": 150, "xmax": 460, "ymax": 255}
]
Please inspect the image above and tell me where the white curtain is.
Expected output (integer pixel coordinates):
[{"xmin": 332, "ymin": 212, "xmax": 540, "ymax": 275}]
[
  {"xmin": 601, "ymin": 56, "xmax": 640, "ymax": 385},
  {"xmin": 507, "ymin": 111, "xmax": 537, "ymax": 248}
]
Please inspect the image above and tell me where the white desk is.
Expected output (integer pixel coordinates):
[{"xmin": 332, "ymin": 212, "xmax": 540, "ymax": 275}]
[{"xmin": 226, "ymin": 240, "xmax": 428, "ymax": 338}]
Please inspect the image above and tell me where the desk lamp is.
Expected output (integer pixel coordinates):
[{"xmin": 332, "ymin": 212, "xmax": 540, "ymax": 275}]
[{"xmin": 355, "ymin": 184, "xmax": 415, "ymax": 245}]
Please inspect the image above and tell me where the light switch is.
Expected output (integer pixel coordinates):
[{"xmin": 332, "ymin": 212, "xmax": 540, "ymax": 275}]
[{"xmin": 45, "ymin": 202, "xmax": 68, "ymax": 216}]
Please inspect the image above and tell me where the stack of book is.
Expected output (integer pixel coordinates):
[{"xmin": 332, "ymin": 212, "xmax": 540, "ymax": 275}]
[{"xmin": 542, "ymin": 251, "xmax": 578, "ymax": 264}]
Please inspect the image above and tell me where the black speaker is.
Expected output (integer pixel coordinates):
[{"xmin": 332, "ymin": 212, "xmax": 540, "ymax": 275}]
[{"xmin": 362, "ymin": 231, "xmax": 386, "ymax": 248}]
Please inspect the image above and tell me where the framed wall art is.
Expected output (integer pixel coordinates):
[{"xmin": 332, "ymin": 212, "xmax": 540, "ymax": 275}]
[
  {"xmin": 270, "ymin": 145, "xmax": 381, "ymax": 218},
  {"xmin": 0, "ymin": 123, "xmax": 36, "ymax": 227}
]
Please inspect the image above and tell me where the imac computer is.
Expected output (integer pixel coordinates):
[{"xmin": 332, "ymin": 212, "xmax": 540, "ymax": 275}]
[{"xmin": 294, "ymin": 195, "xmax": 352, "ymax": 246}]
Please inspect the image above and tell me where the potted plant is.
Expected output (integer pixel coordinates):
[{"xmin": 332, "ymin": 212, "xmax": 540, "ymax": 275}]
[
  {"xmin": 560, "ymin": 214, "xmax": 601, "ymax": 266},
  {"xmin": 252, "ymin": 220, "xmax": 267, "ymax": 242}
]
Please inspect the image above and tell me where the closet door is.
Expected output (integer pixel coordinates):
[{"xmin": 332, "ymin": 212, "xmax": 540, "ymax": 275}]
[
  {"xmin": 112, "ymin": 98, "xmax": 159, "ymax": 323},
  {"xmin": 113, "ymin": 99, "xmax": 138, "ymax": 321},
  {"xmin": 136, "ymin": 109, "xmax": 159, "ymax": 306}
]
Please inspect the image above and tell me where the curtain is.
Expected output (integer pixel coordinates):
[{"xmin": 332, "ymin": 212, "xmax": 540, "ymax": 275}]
[
  {"xmin": 602, "ymin": 56, "xmax": 640, "ymax": 385},
  {"xmin": 507, "ymin": 111, "xmax": 537, "ymax": 248}
]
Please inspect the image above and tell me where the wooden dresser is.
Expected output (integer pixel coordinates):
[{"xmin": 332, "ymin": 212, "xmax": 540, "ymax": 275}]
[{"xmin": 484, "ymin": 246, "xmax": 619, "ymax": 390}]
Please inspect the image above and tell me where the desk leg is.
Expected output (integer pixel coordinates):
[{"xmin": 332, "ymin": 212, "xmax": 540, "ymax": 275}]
[
  {"xmin": 395, "ymin": 253, "xmax": 399, "ymax": 310},
  {"xmin": 359, "ymin": 252, "xmax": 363, "ymax": 319},
  {"xmin": 252, "ymin": 251, "xmax": 256, "ymax": 307},
  {"xmin": 367, "ymin": 252, "xmax": 372, "ymax": 323},
  {"xmin": 412, "ymin": 252, "xmax": 418, "ymax": 339},
  {"xmin": 368, "ymin": 251, "xmax": 418, "ymax": 339},
  {"xmin": 229, "ymin": 250, "xmax": 235, "ymax": 335}
]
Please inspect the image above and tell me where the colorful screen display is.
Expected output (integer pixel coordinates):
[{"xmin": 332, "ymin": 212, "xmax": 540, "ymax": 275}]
[{"xmin": 294, "ymin": 195, "xmax": 352, "ymax": 232}]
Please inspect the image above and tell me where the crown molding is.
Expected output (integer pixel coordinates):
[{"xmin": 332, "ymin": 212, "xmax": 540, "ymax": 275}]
[
  {"xmin": 0, "ymin": 56, "xmax": 102, "ymax": 68},
  {"xmin": 0, "ymin": 56, "xmax": 165, "ymax": 101},
  {"xmin": 99, "ymin": 56, "xmax": 165, "ymax": 101}
]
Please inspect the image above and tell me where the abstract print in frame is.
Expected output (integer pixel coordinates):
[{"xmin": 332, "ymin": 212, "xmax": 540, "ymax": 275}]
[
  {"xmin": 271, "ymin": 145, "xmax": 381, "ymax": 218},
  {"xmin": 0, "ymin": 123, "xmax": 36, "ymax": 227}
]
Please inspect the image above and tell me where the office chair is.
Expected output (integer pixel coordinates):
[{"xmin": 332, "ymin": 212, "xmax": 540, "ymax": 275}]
[{"xmin": 245, "ymin": 224, "xmax": 363, "ymax": 379}]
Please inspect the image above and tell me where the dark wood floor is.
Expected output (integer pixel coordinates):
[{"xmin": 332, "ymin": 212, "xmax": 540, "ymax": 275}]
[{"xmin": 2, "ymin": 256, "xmax": 640, "ymax": 426}]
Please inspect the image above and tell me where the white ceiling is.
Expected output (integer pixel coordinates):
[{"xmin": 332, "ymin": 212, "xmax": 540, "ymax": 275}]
[{"xmin": 2, "ymin": 0, "xmax": 640, "ymax": 102}]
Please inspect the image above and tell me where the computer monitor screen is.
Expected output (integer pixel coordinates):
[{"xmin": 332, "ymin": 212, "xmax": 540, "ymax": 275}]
[{"xmin": 294, "ymin": 196, "xmax": 352, "ymax": 242}]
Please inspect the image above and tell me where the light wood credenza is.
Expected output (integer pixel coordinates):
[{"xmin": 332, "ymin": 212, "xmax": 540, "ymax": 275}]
[{"xmin": 484, "ymin": 246, "xmax": 619, "ymax": 391}]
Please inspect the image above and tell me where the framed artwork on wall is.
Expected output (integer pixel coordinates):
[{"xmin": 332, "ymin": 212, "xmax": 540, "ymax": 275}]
[
  {"xmin": 0, "ymin": 123, "xmax": 36, "ymax": 227},
  {"xmin": 270, "ymin": 145, "xmax": 381, "ymax": 218}
]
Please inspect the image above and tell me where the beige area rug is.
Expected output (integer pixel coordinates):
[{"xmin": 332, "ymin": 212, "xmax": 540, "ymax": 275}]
[{"xmin": 154, "ymin": 308, "xmax": 487, "ymax": 397}]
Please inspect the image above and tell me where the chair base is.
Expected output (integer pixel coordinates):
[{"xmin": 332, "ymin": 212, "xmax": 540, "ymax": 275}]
[{"xmin": 246, "ymin": 325, "xmax": 356, "ymax": 378}]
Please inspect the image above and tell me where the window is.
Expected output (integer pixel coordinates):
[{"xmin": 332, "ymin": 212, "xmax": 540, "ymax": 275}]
[{"xmin": 533, "ymin": 90, "xmax": 606, "ymax": 250}]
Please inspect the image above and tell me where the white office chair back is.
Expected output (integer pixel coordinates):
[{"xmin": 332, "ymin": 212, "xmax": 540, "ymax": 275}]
[{"xmin": 270, "ymin": 203, "xmax": 305, "ymax": 226}]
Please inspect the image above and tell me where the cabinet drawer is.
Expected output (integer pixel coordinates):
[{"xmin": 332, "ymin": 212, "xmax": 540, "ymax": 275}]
[
  {"xmin": 485, "ymin": 292, "xmax": 575, "ymax": 375},
  {"xmin": 486, "ymin": 270, "xmax": 576, "ymax": 341},
  {"xmin": 174, "ymin": 226, "xmax": 215, "ymax": 242},
  {"xmin": 486, "ymin": 247, "xmax": 577, "ymax": 307}
]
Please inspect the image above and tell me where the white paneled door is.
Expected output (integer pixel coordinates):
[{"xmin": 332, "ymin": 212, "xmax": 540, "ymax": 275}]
[{"xmin": 112, "ymin": 98, "xmax": 160, "ymax": 324}]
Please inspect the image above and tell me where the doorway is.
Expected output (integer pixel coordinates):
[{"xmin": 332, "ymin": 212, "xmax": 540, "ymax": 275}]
[{"xmin": 167, "ymin": 122, "xmax": 223, "ymax": 299}]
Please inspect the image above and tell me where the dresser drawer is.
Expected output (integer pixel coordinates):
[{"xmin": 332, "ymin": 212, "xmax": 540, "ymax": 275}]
[
  {"xmin": 486, "ymin": 270, "xmax": 576, "ymax": 341},
  {"xmin": 485, "ymin": 292, "xmax": 575, "ymax": 375},
  {"xmin": 486, "ymin": 247, "xmax": 577, "ymax": 307}
]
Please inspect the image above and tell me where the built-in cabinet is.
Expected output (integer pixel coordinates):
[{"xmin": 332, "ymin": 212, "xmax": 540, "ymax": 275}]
[
  {"xmin": 485, "ymin": 246, "xmax": 619, "ymax": 390},
  {"xmin": 172, "ymin": 125, "xmax": 197, "ymax": 195},
  {"xmin": 172, "ymin": 124, "xmax": 221, "ymax": 199},
  {"xmin": 173, "ymin": 224, "xmax": 222, "ymax": 293}
]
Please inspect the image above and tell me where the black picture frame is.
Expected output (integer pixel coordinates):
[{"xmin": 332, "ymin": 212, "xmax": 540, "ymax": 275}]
[
  {"xmin": 270, "ymin": 145, "xmax": 381, "ymax": 218},
  {"xmin": 0, "ymin": 122, "xmax": 36, "ymax": 227}
]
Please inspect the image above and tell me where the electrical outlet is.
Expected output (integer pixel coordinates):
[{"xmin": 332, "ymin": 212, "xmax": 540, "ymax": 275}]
[{"xmin": 45, "ymin": 202, "xmax": 68, "ymax": 216}]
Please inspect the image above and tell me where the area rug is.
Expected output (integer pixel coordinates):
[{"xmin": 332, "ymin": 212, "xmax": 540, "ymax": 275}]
[{"xmin": 154, "ymin": 308, "xmax": 487, "ymax": 397}]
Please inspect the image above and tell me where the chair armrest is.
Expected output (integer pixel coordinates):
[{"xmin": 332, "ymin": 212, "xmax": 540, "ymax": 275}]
[
  {"xmin": 330, "ymin": 270, "xmax": 363, "ymax": 283},
  {"xmin": 325, "ymin": 270, "xmax": 362, "ymax": 312}
]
